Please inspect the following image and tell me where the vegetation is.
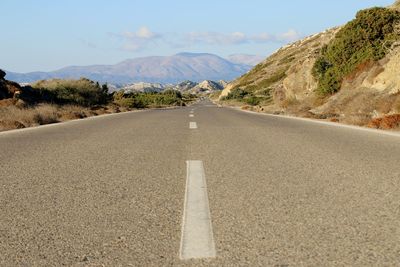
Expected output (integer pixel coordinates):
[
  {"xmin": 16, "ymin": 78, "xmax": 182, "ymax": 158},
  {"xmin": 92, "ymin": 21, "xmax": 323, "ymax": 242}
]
[
  {"xmin": 30, "ymin": 78, "xmax": 109, "ymax": 106},
  {"xmin": 256, "ymin": 69, "xmax": 287, "ymax": 89},
  {"xmin": 221, "ymin": 88, "xmax": 271, "ymax": 106},
  {"xmin": 368, "ymin": 114, "xmax": 400, "ymax": 129},
  {"xmin": 233, "ymin": 61, "xmax": 274, "ymax": 89},
  {"xmin": 220, "ymin": 88, "xmax": 248, "ymax": 101},
  {"xmin": 313, "ymin": 7, "xmax": 400, "ymax": 95},
  {"xmin": 113, "ymin": 89, "xmax": 185, "ymax": 108},
  {"xmin": 0, "ymin": 104, "xmax": 102, "ymax": 131},
  {"xmin": 244, "ymin": 96, "xmax": 262, "ymax": 106},
  {"xmin": 0, "ymin": 76, "xmax": 198, "ymax": 131}
]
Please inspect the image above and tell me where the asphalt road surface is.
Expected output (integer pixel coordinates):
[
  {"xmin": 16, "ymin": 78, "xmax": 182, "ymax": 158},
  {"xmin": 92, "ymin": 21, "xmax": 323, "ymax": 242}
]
[{"xmin": 1, "ymin": 100, "xmax": 400, "ymax": 266}]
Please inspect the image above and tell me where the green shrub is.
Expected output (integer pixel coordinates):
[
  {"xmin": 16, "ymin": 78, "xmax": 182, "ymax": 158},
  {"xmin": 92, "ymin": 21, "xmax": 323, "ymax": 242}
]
[
  {"xmin": 257, "ymin": 69, "xmax": 287, "ymax": 89},
  {"xmin": 32, "ymin": 78, "xmax": 109, "ymax": 106},
  {"xmin": 313, "ymin": 7, "xmax": 400, "ymax": 95},
  {"xmin": 244, "ymin": 96, "xmax": 262, "ymax": 106},
  {"xmin": 163, "ymin": 89, "xmax": 182, "ymax": 98},
  {"xmin": 222, "ymin": 88, "xmax": 248, "ymax": 100},
  {"xmin": 113, "ymin": 89, "xmax": 184, "ymax": 108},
  {"xmin": 113, "ymin": 91, "xmax": 136, "ymax": 108},
  {"xmin": 257, "ymin": 88, "xmax": 273, "ymax": 97}
]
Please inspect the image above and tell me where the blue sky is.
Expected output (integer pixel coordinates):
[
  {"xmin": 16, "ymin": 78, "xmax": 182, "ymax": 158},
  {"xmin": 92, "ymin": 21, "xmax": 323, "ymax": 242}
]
[{"xmin": 1, "ymin": 0, "xmax": 395, "ymax": 72}]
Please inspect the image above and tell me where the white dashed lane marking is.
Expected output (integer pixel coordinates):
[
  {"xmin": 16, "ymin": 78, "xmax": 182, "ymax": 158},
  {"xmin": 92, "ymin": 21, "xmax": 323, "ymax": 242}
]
[
  {"xmin": 189, "ymin": 122, "xmax": 197, "ymax": 129},
  {"xmin": 180, "ymin": 161, "xmax": 216, "ymax": 260}
]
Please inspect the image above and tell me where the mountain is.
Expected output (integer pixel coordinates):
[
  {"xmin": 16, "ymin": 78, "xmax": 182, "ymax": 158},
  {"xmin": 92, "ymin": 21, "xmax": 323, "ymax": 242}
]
[
  {"xmin": 228, "ymin": 54, "xmax": 265, "ymax": 66},
  {"xmin": 120, "ymin": 82, "xmax": 165, "ymax": 93},
  {"xmin": 220, "ymin": 2, "xmax": 400, "ymax": 130},
  {"xmin": 171, "ymin": 80, "xmax": 199, "ymax": 92},
  {"xmin": 189, "ymin": 80, "xmax": 225, "ymax": 94},
  {"xmin": 5, "ymin": 53, "xmax": 252, "ymax": 84}
]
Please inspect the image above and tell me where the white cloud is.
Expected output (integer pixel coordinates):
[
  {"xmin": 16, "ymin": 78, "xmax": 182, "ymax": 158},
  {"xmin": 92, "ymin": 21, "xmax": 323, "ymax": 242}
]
[
  {"xmin": 110, "ymin": 27, "xmax": 303, "ymax": 52},
  {"xmin": 187, "ymin": 31, "xmax": 248, "ymax": 45},
  {"xmin": 122, "ymin": 26, "xmax": 161, "ymax": 40},
  {"xmin": 112, "ymin": 26, "xmax": 162, "ymax": 51},
  {"xmin": 252, "ymin": 33, "xmax": 272, "ymax": 42},
  {"xmin": 185, "ymin": 30, "xmax": 302, "ymax": 46}
]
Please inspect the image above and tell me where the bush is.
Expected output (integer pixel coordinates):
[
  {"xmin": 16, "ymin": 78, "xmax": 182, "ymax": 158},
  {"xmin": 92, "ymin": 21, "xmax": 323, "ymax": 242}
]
[
  {"xmin": 257, "ymin": 69, "xmax": 287, "ymax": 89},
  {"xmin": 244, "ymin": 96, "xmax": 262, "ymax": 106},
  {"xmin": 222, "ymin": 88, "xmax": 248, "ymax": 100},
  {"xmin": 313, "ymin": 7, "xmax": 400, "ymax": 95},
  {"xmin": 113, "ymin": 89, "xmax": 184, "ymax": 108},
  {"xmin": 31, "ymin": 78, "xmax": 109, "ymax": 106}
]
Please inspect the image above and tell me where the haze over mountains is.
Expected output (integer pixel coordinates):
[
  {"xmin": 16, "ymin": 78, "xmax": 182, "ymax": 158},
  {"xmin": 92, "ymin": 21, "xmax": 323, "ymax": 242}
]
[{"xmin": 5, "ymin": 53, "xmax": 263, "ymax": 84}]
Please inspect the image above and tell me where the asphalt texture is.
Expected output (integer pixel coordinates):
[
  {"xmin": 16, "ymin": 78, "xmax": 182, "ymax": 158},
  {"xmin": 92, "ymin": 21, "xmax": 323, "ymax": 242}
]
[{"xmin": 1, "ymin": 100, "xmax": 400, "ymax": 266}]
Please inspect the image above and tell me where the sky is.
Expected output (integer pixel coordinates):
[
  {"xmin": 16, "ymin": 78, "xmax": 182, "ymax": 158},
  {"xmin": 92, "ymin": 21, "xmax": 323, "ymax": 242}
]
[{"xmin": 0, "ymin": 0, "xmax": 395, "ymax": 72}]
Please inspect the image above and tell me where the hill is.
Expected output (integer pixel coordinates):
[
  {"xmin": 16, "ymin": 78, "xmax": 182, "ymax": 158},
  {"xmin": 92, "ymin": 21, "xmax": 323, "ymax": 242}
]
[
  {"xmin": 5, "ymin": 53, "xmax": 253, "ymax": 84},
  {"xmin": 220, "ymin": 2, "xmax": 400, "ymax": 130}
]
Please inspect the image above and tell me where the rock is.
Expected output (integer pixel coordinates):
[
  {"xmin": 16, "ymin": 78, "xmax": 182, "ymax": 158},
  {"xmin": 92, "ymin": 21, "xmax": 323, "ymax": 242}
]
[
  {"xmin": 0, "ymin": 76, "xmax": 22, "ymax": 100},
  {"xmin": 189, "ymin": 80, "xmax": 224, "ymax": 94},
  {"xmin": 0, "ymin": 69, "xmax": 6, "ymax": 79},
  {"xmin": 0, "ymin": 69, "xmax": 5, "ymax": 79}
]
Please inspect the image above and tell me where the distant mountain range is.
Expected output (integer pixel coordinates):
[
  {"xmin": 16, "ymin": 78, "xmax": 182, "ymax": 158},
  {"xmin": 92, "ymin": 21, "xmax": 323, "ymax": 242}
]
[{"xmin": 4, "ymin": 53, "xmax": 264, "ymax": 84}]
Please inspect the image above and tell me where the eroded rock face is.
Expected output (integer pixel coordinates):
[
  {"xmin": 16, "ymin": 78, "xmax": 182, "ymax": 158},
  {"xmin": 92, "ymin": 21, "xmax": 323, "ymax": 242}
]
[
  {"xmin": 282, "ymin": 57, "xmax": 318, "ymax": 100},
  {"xmin": 361, "ymin": 49, "xmax": 400, "ymax": 94}
]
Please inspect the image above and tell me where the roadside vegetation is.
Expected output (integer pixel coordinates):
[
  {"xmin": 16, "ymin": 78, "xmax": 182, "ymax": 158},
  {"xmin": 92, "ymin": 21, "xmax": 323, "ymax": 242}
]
[
  {"xmin": 313, "ymin": 7, "xmax": 400, "ymax": 95},
  {"xmin": 112, "ymin": 89, "xmax": 191, "ymax": 108},
  {"xmin": 30, "ymin": 78, "xmax": 109, "ymax": 106},
  {"xmin": 220, "ymin": 87, "xmax": 272, "ymax": 107},
  {"xmin": 0, "ymin": 76, "xmax": 196, "ymax": 131}
]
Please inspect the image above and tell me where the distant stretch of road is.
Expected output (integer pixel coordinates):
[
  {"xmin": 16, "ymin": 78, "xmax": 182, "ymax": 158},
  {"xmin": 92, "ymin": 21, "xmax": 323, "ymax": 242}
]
[{"xmin": 1, "ymin": 100, "xmax": 399, "ymax": 266}]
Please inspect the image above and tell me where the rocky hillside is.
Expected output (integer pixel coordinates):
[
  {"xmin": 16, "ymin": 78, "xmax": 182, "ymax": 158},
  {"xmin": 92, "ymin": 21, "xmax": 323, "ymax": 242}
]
[
  {"xmin": 220, "ymin": 2, "xmax": 400, "ymax": 130},
  {"xmin": 188, "ymin": 80, "xmax": 225, "ymax": 94}
]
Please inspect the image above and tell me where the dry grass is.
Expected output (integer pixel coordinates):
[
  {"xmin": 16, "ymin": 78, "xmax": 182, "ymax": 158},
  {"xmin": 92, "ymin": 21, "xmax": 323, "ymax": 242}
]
[
  {"xmin": 0, "ymin": 104, "xmax": 59, "ymax": 131},
  {"xmin": 340, "ymin": 114, "xmax": 372, "ymax": 126},
  {"xmin": 367, "ymin": 114, "xmax": 400, "ymax": 129},
  {"xmin": 280, "ymin": 96, "xmax": 300, "ymax": 109},
  {"xmin": 0, "ymin": 104, "xmax": 125, "ymax": 132}
]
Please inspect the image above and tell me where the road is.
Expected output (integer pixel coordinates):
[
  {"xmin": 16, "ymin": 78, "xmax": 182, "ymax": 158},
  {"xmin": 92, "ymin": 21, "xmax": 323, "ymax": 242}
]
[{"xmin": 1, "ymin": 100, "xmax": 400, "ymax": 266}]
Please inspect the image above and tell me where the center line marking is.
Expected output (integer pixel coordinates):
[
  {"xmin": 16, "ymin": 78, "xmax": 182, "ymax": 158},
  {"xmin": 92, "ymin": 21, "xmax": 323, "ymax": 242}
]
[
  {"xmin": 189, "ymin": 122, "xmax": 197, "ymax": 129},
  {"xmin": 189, "ymin": 114, "xmax": 194, "ymax": 118},
  {"xmin": 180, "ymin": 161, "xmax": 216, "ymax": 260}
]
